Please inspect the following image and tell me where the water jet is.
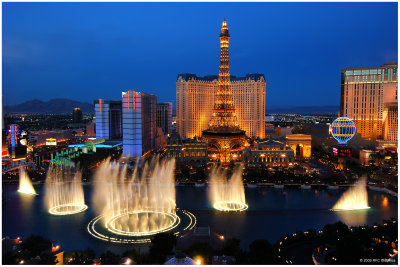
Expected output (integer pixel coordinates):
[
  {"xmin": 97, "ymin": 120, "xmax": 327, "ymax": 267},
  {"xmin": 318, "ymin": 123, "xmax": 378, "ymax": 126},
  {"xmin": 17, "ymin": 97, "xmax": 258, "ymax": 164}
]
[
  {"xmin": 209, "ymin": 166, "xmax": 248, "ymax": 212},
  {"xmin": 88, "ymin": 158, "xmax": 196, "ymax": 243},
  {"xmin": 44, "ymin": 166, "xmax": 87, "ymax": 215},
  {"xmin": 332, "ymin": 177, "xmax": 370, "ymax": 211},
  {"xmin": 18, "ymin": 167, "xmax": 37, "ymax": 195}
]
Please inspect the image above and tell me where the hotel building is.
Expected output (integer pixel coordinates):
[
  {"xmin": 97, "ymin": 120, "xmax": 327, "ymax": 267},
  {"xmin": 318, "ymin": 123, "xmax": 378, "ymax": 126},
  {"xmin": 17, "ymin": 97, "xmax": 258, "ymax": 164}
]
[
  {"xmin": 122, "ymin": 90, "xmax": 157, "ymax": 157},
  {"xmin": 157, "ymin": 102, "xmax": 173, "ymax": 135},
  {"xmin": 72, "ymin": 108, "xmax": 83, "ymax": 123},
  {"xmin": 340, "ymin": 63, "xmax": 398, "ymax": 140},
  {"xmin": 94, "ymin": 99, "xmax": 122, "ymax": 141},
  {"xmin": 176, "ymin": 73, "xmax": 266, "ymax": 139}
]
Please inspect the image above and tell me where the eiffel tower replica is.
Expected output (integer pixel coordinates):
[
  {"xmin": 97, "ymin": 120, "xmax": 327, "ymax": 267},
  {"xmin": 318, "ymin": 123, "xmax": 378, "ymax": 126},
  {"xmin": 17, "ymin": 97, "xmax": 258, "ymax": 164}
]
[{"xmin": 202, "ymin": 19, "xmax": 246, "ymax": 164}]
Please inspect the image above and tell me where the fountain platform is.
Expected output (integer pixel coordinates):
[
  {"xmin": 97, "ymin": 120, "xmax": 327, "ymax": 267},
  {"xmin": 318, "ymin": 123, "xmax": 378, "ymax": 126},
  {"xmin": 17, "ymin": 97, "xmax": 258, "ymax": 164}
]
[{"xmin": 87, "ymin": 208, "xmax": 196, "ymax": 244}]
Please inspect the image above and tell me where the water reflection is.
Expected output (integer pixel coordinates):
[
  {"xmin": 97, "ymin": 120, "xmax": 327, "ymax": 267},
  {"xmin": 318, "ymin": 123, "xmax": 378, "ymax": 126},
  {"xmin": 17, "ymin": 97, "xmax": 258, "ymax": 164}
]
[
  {"xmin": 20, "ymin": 193, "xmax": 35, "ymax": 213},
  {"xmin": 335, "ymin": 209, "xmax": 368, "ymax": 225},
  {"xmin": 382, "ymin": 196, "xmax": 389, "ymax": 208}
]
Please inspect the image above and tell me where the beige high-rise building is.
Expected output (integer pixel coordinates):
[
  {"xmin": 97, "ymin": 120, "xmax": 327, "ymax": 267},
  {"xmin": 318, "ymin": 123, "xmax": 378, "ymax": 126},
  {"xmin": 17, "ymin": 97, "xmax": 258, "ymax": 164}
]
[
  {"xmin": 340, "ymin": 63, "xmax": 398, "ymax": 140},
  {"xmin": 176, "ymin": 73, "xmax": 266, "ymax": 139},
  {"xmin": 383, "ymin": 102, "xmax": 398, "ymax": 141}
]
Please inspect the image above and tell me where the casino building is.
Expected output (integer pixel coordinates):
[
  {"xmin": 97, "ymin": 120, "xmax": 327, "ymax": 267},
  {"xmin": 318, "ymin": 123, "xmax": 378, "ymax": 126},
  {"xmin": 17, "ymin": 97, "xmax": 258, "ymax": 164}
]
[
  {"xmin": 176, "ymin": 20, "xmax": 266, "ymax": 141},
  {"xmin": 122, "ymin": 90, "xmax": 157, "ymax": 158},
  {"xmin": 94, "ymin": 99, "xmax": 122, "ymax": 141},
  {"xmin": 340, "ymin": 63, "xmax": 398, "ymax": 141},
  {"xmin": 176, "ymin": 74, "xmax": 266, "ymax": 140}
]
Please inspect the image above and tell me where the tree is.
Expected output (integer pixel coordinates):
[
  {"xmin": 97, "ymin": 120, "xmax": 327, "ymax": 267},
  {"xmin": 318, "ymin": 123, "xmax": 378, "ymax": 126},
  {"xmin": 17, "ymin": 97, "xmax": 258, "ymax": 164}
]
[
  {"xmin": 99, "ymin": 250, "xmax": 120, "ymax": 265},
  {"xmin": 64, "ymin": 248, "xmax": 95, "ymax": 264},
  {"xmin": 2, "ymin": 251, "xmax": 19, "ymax": 265},
  {"xmin": 248, "ymin": 239, "xmax": 279, "ymax": 264},
  {"xmin": 335, "ymin": 234, "xmax": 363, "ymax": 264},
  {"xmin": 221, "ymin": 238, "xmax": 245, "ymax": 263},
  {"xmin": 148, "ymin": 233, "xmax": 177, "ymax": 264},
  {"xmin": 322, "ymin": 221, "xmax": 351, "ymax": 242},
  {"xmin": 21, "ymin": 235, "xmax": 52, "ymax": 259},
  {"xmin": 122, "ymin": 249, "xmax": 141, "ymax": 264},
  {"xmin": 185, "ymin": 242, "xmax": 214, "ymax": 261}
]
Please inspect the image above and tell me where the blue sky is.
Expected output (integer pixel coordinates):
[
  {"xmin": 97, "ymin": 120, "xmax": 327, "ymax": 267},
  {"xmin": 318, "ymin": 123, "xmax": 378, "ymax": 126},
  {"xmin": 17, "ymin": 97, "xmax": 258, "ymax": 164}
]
[{"xmin": 3, "ymin": 2, "xmax": 398, "ymax": 109}]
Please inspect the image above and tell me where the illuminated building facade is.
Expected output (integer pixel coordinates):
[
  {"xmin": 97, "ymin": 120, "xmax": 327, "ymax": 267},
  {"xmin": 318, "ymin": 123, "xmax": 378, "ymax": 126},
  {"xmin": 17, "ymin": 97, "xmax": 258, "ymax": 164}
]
[
  {"xmin": 165, "ymin": 133, "xmax": 208, "ymax": 165},
  {"xmin": 244, "ymin": 139, "xmax": 294, "ymax": 167},
  {"xmin": 2, "ymin": 130, "xmax": 8, "ymax": 157},
  {"xmin": 201, "ymin": 19, "xmax": 246, "ymax": 163},
  {"xmin": 340, "ymin": 63, "xmax": 398, "ymax": 140},
  {"xmin": 7, "ymin": 124, "xmax": 27, "ymax": 159},
  {"xmin": 94, "ymin": 99, "xmax": 122, "ymax": 140},
  {"xmin": 72, "ymin": 108, "xmax": 83, "ymax": 123},
  {"xmin": 383, "ymin": 102, "xmax": 398, "ymax": 141},
  {"xmin": 122, "ymin": 90, "xmax": 157, "ymax": 157},
  {"xmin": 157, "ymin": 102, "xmax": 173, "ymax": 135},
  {"xmin": 285, "ymin": 134, "xmax": 312, "ymax": 158},
  {"xmin": 177, "ymin": 74, "xmax": 266, "ymax": 140},
  {"xmin": 360, "ymin": 149, "xmax": 373, "ymax": 165},
  {"xmin": 28, "ymin": 129, "xmax": 76, "ymax": 147},
  {"xmin": 9, "ymin": 124, "xmax": 18, "ymax": 147}
]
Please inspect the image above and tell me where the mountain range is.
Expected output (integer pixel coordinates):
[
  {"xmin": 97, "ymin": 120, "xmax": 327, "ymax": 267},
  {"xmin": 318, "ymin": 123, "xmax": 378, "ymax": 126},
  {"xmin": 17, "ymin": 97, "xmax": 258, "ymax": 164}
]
[
  {"xmin": 3, "ymin": 99, "xmax": 94, "ymax": 114},
  {"xmin": 4, "ymin": 99, "xmax": 339, "ymax": 115}
]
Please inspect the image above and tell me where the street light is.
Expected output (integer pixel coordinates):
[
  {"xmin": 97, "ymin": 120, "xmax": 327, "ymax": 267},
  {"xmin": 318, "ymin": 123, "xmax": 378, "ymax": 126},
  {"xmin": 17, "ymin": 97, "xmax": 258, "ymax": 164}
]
[{"xmin": 194, "ymin": 256, "xmax": 203, "ymax": 265}]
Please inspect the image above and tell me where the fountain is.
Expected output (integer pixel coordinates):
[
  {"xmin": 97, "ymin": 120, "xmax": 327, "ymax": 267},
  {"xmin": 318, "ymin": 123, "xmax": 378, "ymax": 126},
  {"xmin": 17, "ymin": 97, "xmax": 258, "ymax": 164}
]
[
  {"xmin": 332, "ymin": 177, "xmax": 370, "ymax": 211},
  {"xmin": 208, "ymin": 166, "xmax": 248, "ymax": 211},
  {"xmin": 44, "ymin": 166, "xmax": 87, "ymax": 215},
  {"xmin": 88, "ymin": 158, "xmax": 196, "ymax": 243},
  {"xmin": 18, "ymin": 167, "xmax": 37, "ymax": 195}
]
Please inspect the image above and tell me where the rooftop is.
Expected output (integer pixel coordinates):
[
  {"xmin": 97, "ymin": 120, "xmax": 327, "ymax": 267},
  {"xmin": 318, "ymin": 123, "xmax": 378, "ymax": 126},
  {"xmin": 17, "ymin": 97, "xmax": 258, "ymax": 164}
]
[
  {"xmin": 177, "ymin": 73, "xmax": 265, "ymax": 82},
  {"xmin": 341, "ymin": 63, "xmax": 398, "ymax": 72}
]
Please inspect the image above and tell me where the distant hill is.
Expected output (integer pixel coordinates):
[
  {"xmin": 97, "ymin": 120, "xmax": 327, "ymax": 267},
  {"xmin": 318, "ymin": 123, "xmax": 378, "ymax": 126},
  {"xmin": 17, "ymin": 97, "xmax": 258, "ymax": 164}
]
[
  {"xmin": 4, "ymin": 99, "xmax": 338, "ymax": 116},
  {"xmin": 266, "ymin": 105, "xmax": 340, "ymax": 115},
  {"xmin": 4, "ymin": 99, "xmax": 94, "ymax": 114}
]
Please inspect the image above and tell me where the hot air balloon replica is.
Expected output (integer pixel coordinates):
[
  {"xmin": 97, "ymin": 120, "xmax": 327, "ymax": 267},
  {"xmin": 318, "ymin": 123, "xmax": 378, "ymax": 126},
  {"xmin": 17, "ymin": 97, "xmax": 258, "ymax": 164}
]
[{"xmin": 329, "ymin": 117, "xmax": 357, "ymax": 168}]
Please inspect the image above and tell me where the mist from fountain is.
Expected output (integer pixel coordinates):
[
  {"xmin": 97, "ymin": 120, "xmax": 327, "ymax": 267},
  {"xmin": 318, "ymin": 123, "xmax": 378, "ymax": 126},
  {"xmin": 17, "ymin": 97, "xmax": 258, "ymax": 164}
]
[
  {"xmin": 332, "ymin": 177, "xmax": 370, "ymax": 211},
  {"xmin": 92, "ymin": 158, "xmax": 176, "ymax": 235},
  {"xmin": 18, "ymin": 167, "xmax": 37, "ymax": 195},
  {"xmin": 44, "ymin": 166, "xmax": 87, "ymax": 215},
  {"xmin": 208, "ymin": 166, "xmax": 248, "ymax": 211}
]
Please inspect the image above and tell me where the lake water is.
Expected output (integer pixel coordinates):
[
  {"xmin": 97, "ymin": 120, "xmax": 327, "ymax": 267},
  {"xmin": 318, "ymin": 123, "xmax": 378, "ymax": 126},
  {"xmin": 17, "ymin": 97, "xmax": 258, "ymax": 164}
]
[{"xmin": 2, "ymin": 184, "xmax": 397, "ymax": 254}]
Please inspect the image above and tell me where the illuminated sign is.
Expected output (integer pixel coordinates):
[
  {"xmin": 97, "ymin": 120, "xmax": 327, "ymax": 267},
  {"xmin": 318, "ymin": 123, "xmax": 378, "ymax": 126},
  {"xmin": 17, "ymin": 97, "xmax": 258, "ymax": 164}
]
[
  {"xmin": 46, "ymin": 138, "xmax": 57, "ymax": 146},
  {"xmin": 9, "ymin": 125, "xmax": 18, "ymax": 147},
  {"xmin": 329, "ymin": 117, "xmax": 356, "ymax": 145},
  {"xmin": 333, "ymin": 146, "xmax": 352, "ymax": 157}
]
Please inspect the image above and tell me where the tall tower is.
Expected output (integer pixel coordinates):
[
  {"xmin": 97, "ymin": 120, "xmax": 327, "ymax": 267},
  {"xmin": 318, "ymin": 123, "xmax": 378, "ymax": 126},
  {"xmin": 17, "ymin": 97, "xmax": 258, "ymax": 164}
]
[{"xmin": 202, "ymin": 19, "xmax": 246, "ymax": 164}]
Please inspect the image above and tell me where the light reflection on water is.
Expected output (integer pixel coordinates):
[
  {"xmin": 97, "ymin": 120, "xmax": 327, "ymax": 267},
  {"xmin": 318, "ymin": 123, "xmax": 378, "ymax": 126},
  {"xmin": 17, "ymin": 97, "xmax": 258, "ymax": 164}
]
[
  {"xmin": 382, "ymin": 196, "xmax": 389, "ymax": 208},
  {"xmin": 19, "ymin": 193, "xmax": 35, "ymax": 219},
  {"xmin": 335, "ymin": 209, "xmax": 369, "ymax": 225}
]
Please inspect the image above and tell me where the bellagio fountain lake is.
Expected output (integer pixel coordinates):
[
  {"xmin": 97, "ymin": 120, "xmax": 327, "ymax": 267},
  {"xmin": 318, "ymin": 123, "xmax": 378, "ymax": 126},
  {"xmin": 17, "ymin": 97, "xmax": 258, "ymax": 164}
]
[{"xmin": 3, "ymin": 160, "xmax": 398, "ymax": 254}]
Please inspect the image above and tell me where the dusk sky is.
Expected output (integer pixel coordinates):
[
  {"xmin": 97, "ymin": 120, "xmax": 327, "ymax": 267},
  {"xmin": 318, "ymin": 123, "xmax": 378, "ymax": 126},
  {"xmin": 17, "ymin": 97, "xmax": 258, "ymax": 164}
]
[{"xmin": 3, "ymin": 2, "xmax": 398, "ymax": 110}]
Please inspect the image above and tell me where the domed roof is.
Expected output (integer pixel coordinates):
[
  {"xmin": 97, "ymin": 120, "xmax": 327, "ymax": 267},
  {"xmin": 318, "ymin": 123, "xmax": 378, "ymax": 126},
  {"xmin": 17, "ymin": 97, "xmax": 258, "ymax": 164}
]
[{"xmin": 164, "ymin": 253, "xmax": 195, "ymax": 265}]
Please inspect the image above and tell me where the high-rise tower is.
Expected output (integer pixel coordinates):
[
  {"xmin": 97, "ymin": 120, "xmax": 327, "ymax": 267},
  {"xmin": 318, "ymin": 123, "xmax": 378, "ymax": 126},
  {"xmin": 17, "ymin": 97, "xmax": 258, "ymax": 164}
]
[
  {"xmin": 202, "ymin": 19, "xmax": 246, "ymax": 164},
  {"xmin": 340, "ymin": 63, "xmax": 398, "ymax": 140}
]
